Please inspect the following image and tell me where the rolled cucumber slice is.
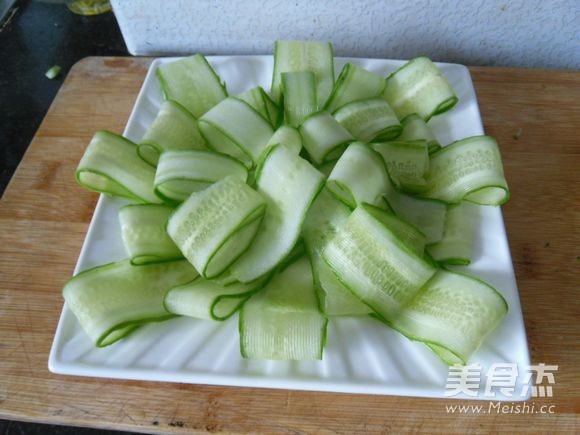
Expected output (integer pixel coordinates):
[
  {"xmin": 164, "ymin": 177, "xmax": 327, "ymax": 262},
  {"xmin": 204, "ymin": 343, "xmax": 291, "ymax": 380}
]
[
  {"xmin": 119, "ymin": 204, "xmax": 182, "ymax": 265},
  {"xmin": 427, "ymin": 201, "xmax": 480, "ymax": 265},
  {"xmin": 167, "ymin": 176, "xmax": 266, "ymax": 279},
  {"xmin": 200, "ymin": 97, "xmax": 274, "ymax": 166},
  {"xmin": 323, "ymin": 204, "xmax": 436, "ymax": 321},
  {"xmin": 302, "ymin": 188, "xmax": 371, "ymax": 316},
  {"xmin": 154, "ymin": 150, "xmax": 248, "ymax": 203},
  {"xmin": 324, "ymin": 63, "xmax": 386, "ymax": 113},
  {"xmin": 63, "ymin": 259, "xmax": 198, "ymax": 347},
  {"xmin": 76, "ymin": 130, "xmax": 161, "ymax": 204},
  {"xmin": 327, "ymin": 142, "xmax": 390, "ymax": 209},
  {"xmin": 264, "ymin": 125, "xmax": 302, "ymax": 156},
  {"xmin": 281, "ymin": 71, "xmax": 317, "ymax": 127},
  {"xmin": 382, "ymin": 56, "xmax": 457, "ymax": 121},
  {"xmin": 333, "ymin": 98, "xmax": 402, "ymax": 142},
  {"xmin": 236, "ymin": 87, "xmax": 280, "ymax": 128},
  {"xmin": 156, "ymin": 54, "xmax": 227, "ymax": 118},
  {"xmin": 165, "ymin": 275, "xmax": 269, "ymax": 321},
  {"xmin": 240, "ymin": 256, "xmax": 327, "ymax": 360},
  {"xmin": 271, "ymin": 40, "xmax": 334, "ymax": 108},
  {"xmin": 138, "ymin": 100, "xmax": 207, "ymax": 166},
  {"xmin": 230, "ymin": 144, "xmax": 325, "ymax": 283},
  {"xmin": 299, "ymin": 111, "xmax": 354, "ymax": 165},
  {"xmin": 393, "ymin": 270, "xmax": 508, "ymax": 365},
  {"xmin": 399, "ymin": 113, "xmax": 441, "ymax": 154},
  {"xmin": 423, "ymin": 135, "xmax": 509, "ymax": 205},
  {"xmin": 372, "ymin": 140, "xmax": 429, "ymax": 193}
]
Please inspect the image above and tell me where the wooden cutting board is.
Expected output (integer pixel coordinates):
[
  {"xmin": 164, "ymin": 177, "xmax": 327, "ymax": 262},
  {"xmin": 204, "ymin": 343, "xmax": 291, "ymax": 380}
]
[{"xmin": 0, "ymin": 57, "xmax": 578, "ymax": 433}]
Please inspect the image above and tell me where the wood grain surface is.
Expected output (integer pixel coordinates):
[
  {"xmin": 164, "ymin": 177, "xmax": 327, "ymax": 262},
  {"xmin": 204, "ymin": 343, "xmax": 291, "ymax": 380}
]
[{"xmin": 0, "ymin": 57, "xmax": 578, "ymax": 433}]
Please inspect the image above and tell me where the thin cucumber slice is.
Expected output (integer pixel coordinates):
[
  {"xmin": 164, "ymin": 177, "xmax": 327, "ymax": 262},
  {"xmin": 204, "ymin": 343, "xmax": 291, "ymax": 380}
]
[
  {"xmin": 154, "ymin": 150, "xmax": 248, "ymax": 203},
  {"xmin": 323, "ymin": 204, "xmax": 436, "ymax": 321},
  {"xmin": 236, "ymin": 87, "xmax": 280, "ymax": 128},
  {"xmin": 427, "ymin": 201, "xmax": 480, "ymax": 265},
  {"xmin": 164, "ymin": 275, "xmax": 269, "ymax": 321},
  {"xmin": 333, "ymin": 98, "xmax": 402, "ymax": 142},
  {"xmin": 198, "ymin": 120, "xmax": 253, "ymax": 168},
  {"xmin": 63, "ymin": 259, "xmax": 198, "ymax": 347},
  {"xmin": 156, "ymin": 54, "xmax": 227, "ymax": 118},
  {"xmin": 372, "ymin": 140, "xmax": 429, "ymax": 193},
  {"xmin": 264, "ymin": 125, "xmax": 302, "ymax": 156},
  {"xmin": 383, "ymin": 186, "xmax": 447, "ymax": 245},
  {"xmin": 327, "ymin": 142, "xmax": 390, "ymax": 209},
  {"xmin": 281, "ymin": 71, "xmax": 317, "ymax": 127},
  {"xmin": 167, "ymin": 176, "xmax": 266, "ymax": 279},
  {"xmin": 423, "ymin": 135, "xmax": 509, "ymax": 205},
  {"xmin": 399, "ymin": 113, "xmax": 440, "ymax": 153},
  {"xmin": 382, "ymin": 57, "xmax": 457, "ymax": 121},
  {"xmin": 271, "ymin": 40, "xmax": 334, "ymax": 108},
  {"xmin": 302, "ymin": 188, "xmax": 371, "ymax": 316},
  {"xmin": 76, "ymin": 130, "xmax": 161, "ymax": 204},
  {"xmin": 240, "ymin": 256, "xmax": 327, "ymax": 360},
  {"xmin": 324, "ymin": 63, "xmax": 386, "ymax": 113},
  {"xmin": 231, "ymin": 144, "xmax": 325, "ymax": 283},
  {"xmin": 299, "ymin": 111, "xmax": 353, "ymax": 165},
  {"xmin": 317, "ymin": 160, "xmax": 336, "ymax": 177},
  {"xmin": 361, "ymin": 203, "xmax": 426, "ymax": 257},
  {"xmin": 393, "ymin": 270, "xmax": 508, "ymax": 365},
  {"xmin": 138, "ymin": 100, "xmax": 207, "ymax": 166},
  {"xmin": 119, "ymin": 204, "xmax": 182, "ymax": 265},
  {"xmin": 200, "ymin": 97, "xmax": 274, "ymax": 165}
]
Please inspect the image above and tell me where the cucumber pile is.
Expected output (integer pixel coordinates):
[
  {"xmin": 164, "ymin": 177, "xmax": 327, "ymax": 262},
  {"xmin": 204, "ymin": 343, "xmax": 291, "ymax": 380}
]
[{"xmin": 64, "ymin": 41, "xmax": 510, "ymax": 366}]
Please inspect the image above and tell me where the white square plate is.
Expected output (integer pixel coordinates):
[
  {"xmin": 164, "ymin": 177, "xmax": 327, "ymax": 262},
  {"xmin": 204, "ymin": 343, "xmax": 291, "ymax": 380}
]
[{"xmin": 49, "ymin": 56, "xmax": 530, "ymax": 400}]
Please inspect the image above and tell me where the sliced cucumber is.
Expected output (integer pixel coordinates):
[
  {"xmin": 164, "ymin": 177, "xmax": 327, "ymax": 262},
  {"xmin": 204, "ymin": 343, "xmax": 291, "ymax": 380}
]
[
  {"xmin": 302, "ymin": 188, "xmax": 371, "ymax": 316},
  {"xmin": 324, "ymin": 63, "xmax": 386, "ymax": 113},
  {"xmin": 382, "ymin": 57, "xmax": 457, "ymax": 120},
  {"xmin": 333, "ymin": 98, "xmax": 402, "ymax": 142},
  {"xmin": 138, "ymin": 100, "xmax": 207, "ymax": 166},
  {"xmin": 271, "ymin": 40, "xmax": 334, "ymax": 107},
  {"xmin": 327, "ymin": 142, "xmax": 390, "ymax": 209},
  {"xmin": 399, "ymin": 113, "xmax": 440, "ymax": 154},
  {"xmin": 167, "ymin": 176, "xmax": 266, "ymax": 279},
  {"xmin": 240, "ymin": 256, "xmax": 327, "ymax": 360},
  {"xmin": 165, "ymin": 275, "xmax": 269, "ymax": 321},
  {"xmin": 394, "ymin": 270, "xmax": 508, "ymax": 365},
  {"xmin": 281, "ymin": 71, "xmax": 317, "ymax": 127},
  {"xmin": 156, "ymin": 54, "xmax": 227, "ymax": 117},
  {"xmin": 299, "ymin": 111, "xmax": 353, "ymax": 165},
  {"xmin": 372, "ymin": 140, "xmax": 429, "ymax": 193},
  {"xmin": 200, "ymin": 97, "xmax": 274, "ymax": 165},
  {"xmin": 236, "ymin": 87, "xmax": 280, "ymax": 128},
  {"xmin": 154, "ymin": 150, "xmax": 248, "ymax": 203},
  {"xmin": 423, "ymin": 135, "xmax": 509, "ymax": 205},
  {"xmin": 323, "ymin": 204, "xmax": 436, "ymax": 321},
  {"xmin": 76, "ymin": 130, "xmax": 161, "ymax": 204},
  {"xmin": 264, "ymin": 125, "xmax": 302, "ymax": 156},
  {"xmin": 198, "ymin": 120, "xmax": 253, "ymax": 168},
  {"xmin": 119, "ymin": 204, "xmax": 182, "ymax": 265},
  {"xmin": 63, "ymin": 259, "xmax": 198, "ymax": 347},
  {"xmin": 427, "ymin": 201, "xmax": 480, "ymax": 265},
  {"xmin": 230, "ymin": 145, "xmax": 324, "ymax": 283}
]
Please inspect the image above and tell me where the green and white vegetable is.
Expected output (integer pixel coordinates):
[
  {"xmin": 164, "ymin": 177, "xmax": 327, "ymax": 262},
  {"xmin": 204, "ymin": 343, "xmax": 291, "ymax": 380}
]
[
  {"xmin": 372, "ymin": 140, "xmax": 429, "ymax": 193},
  {"xmin": 382, "ymin": 56, "xmax": 458, "ymax": 120},
  {"xmin": 154, "ymin": 150, "xmax": 248, "ymax": 203},
  {"xmin": 138, "ymin": 100, "xmax": 207, "ymax": 166},
  {"xmin": 333, "ymin": 98, "xmax": 402, "ymax": 142},
  {"xmin": 156, "ymin": 54, "xmax": 227, "ymax": 117},
  {"xmin": 399, "ymin": 113, "xmax": 441, "ymax": 154},
  {"xmin": 119, "ymin": 204, "xmax": 182, "ymax": 265},
  {"xmin": 299, "ymin": 111, "xmax": 353, "ymax": 165},
  {"xmin": 76, "ymin": 130, "xmax": 161, "ymax": 204},
  {"xmin": 63, "ymin": 259, "xmax": 197, "ymax": 347},
  {"xmin": 167, "ymin": 176, "xmax": 266, "ymax": 279},
  {"xmin": 240, "ymin": 256, "xmax": 327, "ymax": 360},
  {"xmin": 236, "ymin": 86, "xmax": 280, "ymax": 128},
  {"xmin": 325, "ymin": 63, "xmax": 386, "ymax": 113},
  {"xmin": 281, "ymin": 71, "xmax": 317, "ymax": 127}
]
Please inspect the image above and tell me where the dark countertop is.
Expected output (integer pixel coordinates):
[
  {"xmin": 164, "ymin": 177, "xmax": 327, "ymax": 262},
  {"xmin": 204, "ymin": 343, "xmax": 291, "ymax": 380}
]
[
  {"xmin": 0, "ymin": 1, "xmax": 130, "ymax": 433},
  {"xmin": 0, "ymin": 0, "xmax": 127, "ymax": 197}
]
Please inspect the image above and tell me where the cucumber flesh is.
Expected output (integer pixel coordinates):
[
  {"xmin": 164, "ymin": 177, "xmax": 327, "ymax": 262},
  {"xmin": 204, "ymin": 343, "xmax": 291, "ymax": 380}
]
[
  {"xmin": 299, "ymin": 111, "xmax": 353, "ymax": 165},
  {"xmin": 333, "ymin": 98, "xmax": 401, "ymax": 143},
  {"xmin": 325, "ymin": 63, "xmax": 386, "ymax": 113}
]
